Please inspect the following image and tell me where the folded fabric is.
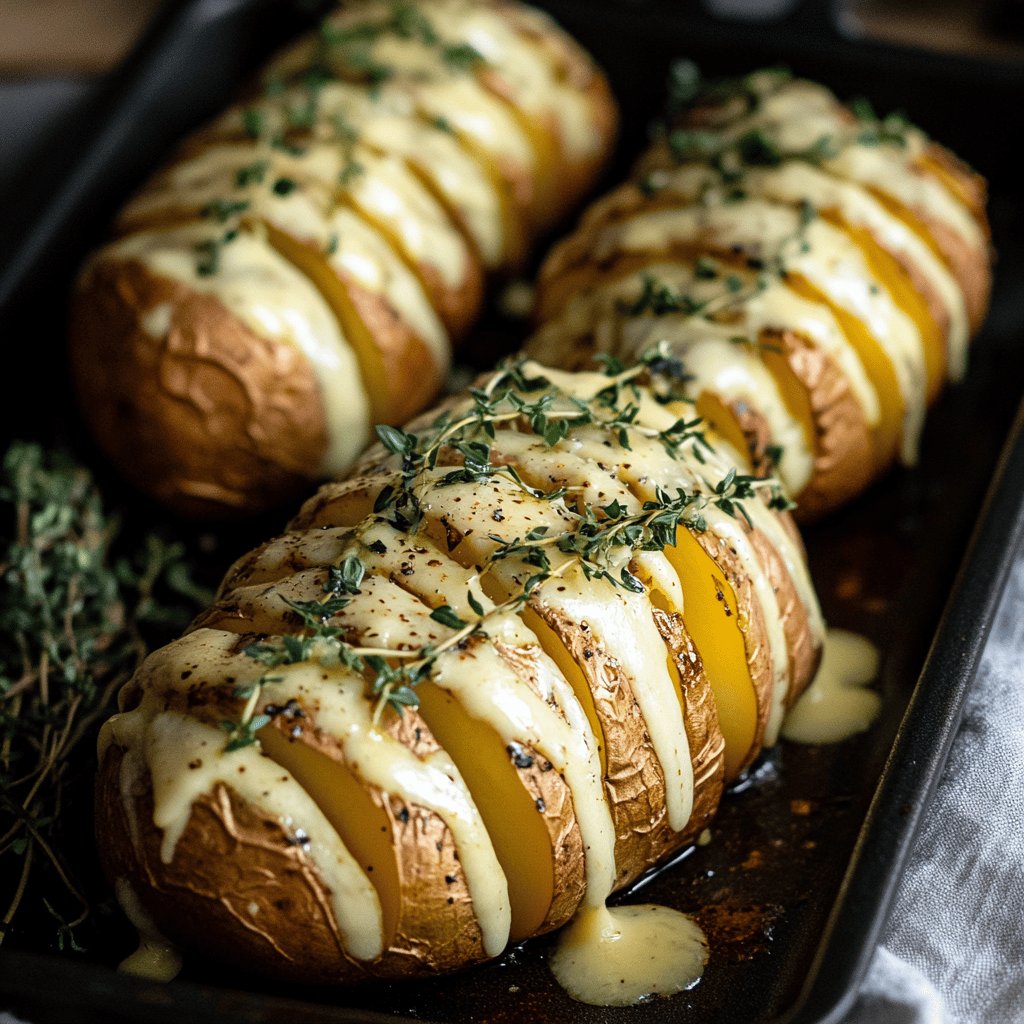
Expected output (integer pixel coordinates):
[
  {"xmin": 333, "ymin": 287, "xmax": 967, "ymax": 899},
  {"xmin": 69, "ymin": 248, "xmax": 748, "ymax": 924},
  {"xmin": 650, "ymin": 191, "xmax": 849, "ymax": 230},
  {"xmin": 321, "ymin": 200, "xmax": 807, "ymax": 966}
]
[{"xmin": 846, "ymin": 554, "xmax": 1024, "ymax": 1024}]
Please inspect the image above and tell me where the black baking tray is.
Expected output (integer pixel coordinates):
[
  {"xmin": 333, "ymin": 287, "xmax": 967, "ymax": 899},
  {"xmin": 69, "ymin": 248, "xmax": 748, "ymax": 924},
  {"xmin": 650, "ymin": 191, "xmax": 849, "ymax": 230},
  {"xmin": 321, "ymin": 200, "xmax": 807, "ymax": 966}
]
[{"xmin": 1, "ymin": 3, "xmax": 1023, "ymax": 1022}]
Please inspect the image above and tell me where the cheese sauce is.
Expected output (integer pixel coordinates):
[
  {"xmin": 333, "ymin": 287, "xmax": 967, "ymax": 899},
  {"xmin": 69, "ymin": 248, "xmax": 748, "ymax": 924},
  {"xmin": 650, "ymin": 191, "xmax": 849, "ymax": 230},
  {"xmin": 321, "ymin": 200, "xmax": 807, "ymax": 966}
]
[
  {"xmin": 207, "ymin": 82, "xmax": 507, "ymax": 267},
  {"xmin": 782, "ymin": 628, "xmax": 881, "ymax": 744},
  {"xmin": 114, "ymin": 878, "xmax": 183, "ymax": 983},
  {"xmin": 267, "ymin": 659, "xmax": 513, "ymax": 957},
  {"xmin": 551, "ymin": 903, "xmax": 707, "ymax": 1006}
]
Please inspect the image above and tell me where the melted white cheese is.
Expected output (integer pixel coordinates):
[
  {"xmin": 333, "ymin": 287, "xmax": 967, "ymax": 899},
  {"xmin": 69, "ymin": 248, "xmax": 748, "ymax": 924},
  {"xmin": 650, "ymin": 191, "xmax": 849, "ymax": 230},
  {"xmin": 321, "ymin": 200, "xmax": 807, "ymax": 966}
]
[
  {"xmin": 317, "ymin": 567, "xmax": 615, "ymax": 933},
  {"xmin": 550, "ymin": 903, "xmax": 707, "ymax": 1006},
  {"xmin": 114, "ymin": 877, "xmax": 183, "ymax": 982},
  {"xmin": 95, "ymin": 225, "xmax": 372, "ymax": 475},
  {"xmin": 694, "ymin": 78, "xmax": 985, "ymax": 262},
  {"xmin": 782, "ymin": 628, "xmax": 881, "ymax": 743}
]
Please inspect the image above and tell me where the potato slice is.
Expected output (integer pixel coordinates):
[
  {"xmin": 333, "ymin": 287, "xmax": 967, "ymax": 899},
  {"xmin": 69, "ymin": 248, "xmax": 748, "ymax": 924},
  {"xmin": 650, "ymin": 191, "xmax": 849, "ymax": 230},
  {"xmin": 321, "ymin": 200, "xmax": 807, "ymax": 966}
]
[
  {"xmin": 96, "ymin": 746, "xmax": 365, "ymax": 985},
  {"xmin": 264, "ymin": 220, "xmax": 445, "ymax": 426},
  {"xmin": 98, "ymin": 358, "xmax": 823, "ymax": 987},
  {"xmin": 414, "ymin": 681, "xmax": 571, "ymax": 941},
  {"xmin": 664, "ymin": 526, "xmax": 768, "ymax": 779}
]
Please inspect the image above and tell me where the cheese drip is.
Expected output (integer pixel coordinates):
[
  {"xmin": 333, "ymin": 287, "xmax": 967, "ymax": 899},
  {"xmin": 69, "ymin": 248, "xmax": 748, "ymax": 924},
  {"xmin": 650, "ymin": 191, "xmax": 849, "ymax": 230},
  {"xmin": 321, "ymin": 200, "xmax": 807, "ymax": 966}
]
[
  {"xmin": 206, "ymin": 82, "xmax": 507, "ymax": 267},
  {"xmin": 624, "ymin": 157, "xmax": 967, "ymax": 388},
  {"xmin": 417, "ymin": 474, "xmax": 696, "ymax": 834},
  {"xmin": 782, "ymin": 628, "xmax": 881, "ymax": 744},
  {"xmin": 515, "ymin": 362, "xmax": 824, "ymax": 736},
  {"xmin": 114, "ymin": 878, "xmax": 183, "ymax": 983},
  {"xmin": 345, "ymin": 525, "xmax": 620, "ymax": 907},
  {"xmin": 262, "ymin": 659, "xmax": 513, "ymax": 958},
  {"xmin": 95, "ymin": 226, "xmax": 372, "ymax": 475},
  {"xmin": 551, "ymin": 903, "xmax": 707, "ymax": 1006}
]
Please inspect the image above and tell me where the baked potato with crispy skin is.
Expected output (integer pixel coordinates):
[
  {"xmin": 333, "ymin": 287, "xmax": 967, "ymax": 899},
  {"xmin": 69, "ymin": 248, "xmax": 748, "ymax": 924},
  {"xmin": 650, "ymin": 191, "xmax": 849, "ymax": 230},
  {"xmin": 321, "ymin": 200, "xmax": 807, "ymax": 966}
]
[
  {"xmin": 530, "ymin": 68, "xmax": 992, "ymax": 520},
  {"xmin": 70, "ymin": 0, "xmax": 617, "ymax": 518},
  {"xmin": 96, "ymin": 358, "xmax": 823, "ymax": 984}
]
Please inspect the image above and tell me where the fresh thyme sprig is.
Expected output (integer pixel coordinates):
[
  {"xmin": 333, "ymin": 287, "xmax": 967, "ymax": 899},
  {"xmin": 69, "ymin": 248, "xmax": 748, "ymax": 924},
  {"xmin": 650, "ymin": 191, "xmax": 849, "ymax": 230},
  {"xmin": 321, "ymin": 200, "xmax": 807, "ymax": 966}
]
[
  {"xmin": 656, "ymin": 62, "xmax": 912, "ymax": 182},
  {"xmin": 0, "ymin": 443, "xmax": 208, "ymax": 951},
  {"xmin": 225, "ymin": 359, "xmax": 791, "ymax": 746},
  {"xmin": 228, "ymin": 483, "xmax": 712, "ymax": 741},
  {"xmin": 317, "ymin": 0, "xmax": 485, "ymax": 86}
]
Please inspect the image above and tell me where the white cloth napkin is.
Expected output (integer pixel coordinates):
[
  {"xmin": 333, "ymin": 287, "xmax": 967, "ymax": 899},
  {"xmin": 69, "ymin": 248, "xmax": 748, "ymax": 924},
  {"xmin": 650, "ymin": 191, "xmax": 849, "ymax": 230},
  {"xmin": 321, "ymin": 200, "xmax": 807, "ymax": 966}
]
[{"xmin": 845, "ymin": 553, "xmax": 1024, "ymax": 1024}]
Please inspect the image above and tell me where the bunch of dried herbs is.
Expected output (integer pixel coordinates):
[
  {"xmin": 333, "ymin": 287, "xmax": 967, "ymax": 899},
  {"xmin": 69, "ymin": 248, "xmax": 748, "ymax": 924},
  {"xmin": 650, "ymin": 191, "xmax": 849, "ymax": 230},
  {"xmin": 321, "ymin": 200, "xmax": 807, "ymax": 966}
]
[{"xmin": 0, "ymin": 442, "xmax": 208, "ymax": 952}]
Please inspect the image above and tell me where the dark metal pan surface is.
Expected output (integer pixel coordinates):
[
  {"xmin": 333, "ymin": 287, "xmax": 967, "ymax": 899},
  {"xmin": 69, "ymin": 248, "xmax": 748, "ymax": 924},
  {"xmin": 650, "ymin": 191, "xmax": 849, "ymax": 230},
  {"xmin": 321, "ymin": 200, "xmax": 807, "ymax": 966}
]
[{"xmin": 1, "ymin": 3, "xmax": 1022, "ymax": 1022}]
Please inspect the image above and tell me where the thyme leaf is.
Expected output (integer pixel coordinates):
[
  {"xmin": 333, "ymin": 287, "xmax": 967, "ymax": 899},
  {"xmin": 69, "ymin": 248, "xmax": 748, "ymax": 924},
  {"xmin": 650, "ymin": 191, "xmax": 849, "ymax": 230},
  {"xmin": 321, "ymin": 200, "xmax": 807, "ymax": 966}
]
[{"xmin": 0, "ymin": 444, "xmax": 207, "ymax": 950}]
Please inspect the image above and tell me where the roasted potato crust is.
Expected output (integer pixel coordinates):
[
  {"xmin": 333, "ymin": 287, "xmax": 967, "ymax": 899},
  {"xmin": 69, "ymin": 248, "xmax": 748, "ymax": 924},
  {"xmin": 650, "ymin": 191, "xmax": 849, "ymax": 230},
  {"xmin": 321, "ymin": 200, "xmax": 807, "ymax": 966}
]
[
  {"xmin": 70, "ymin": 259, "xmax": 328, "ymax": 519},
  {"xmin": 765, "ymin": 328, "xmax": 876, "ymax": 522},
  {"xmin": 97, "ymin": 359, "xmax": 822, "ymax": 987},
  {"xmin": 71, "ymin": 0, "xmax": 617, "ymax": 517}
]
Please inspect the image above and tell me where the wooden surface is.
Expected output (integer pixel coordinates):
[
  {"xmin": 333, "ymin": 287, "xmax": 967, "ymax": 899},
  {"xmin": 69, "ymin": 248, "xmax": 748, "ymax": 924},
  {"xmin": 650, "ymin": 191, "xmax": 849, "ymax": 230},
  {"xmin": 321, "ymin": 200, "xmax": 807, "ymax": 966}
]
[
  {"xmin": 1, "ymin": 0, "xmax": 1022, "ymax": 79},
  {"xmin": 0, "ymin": 0, "xmax": 162, "ymax": 75}
]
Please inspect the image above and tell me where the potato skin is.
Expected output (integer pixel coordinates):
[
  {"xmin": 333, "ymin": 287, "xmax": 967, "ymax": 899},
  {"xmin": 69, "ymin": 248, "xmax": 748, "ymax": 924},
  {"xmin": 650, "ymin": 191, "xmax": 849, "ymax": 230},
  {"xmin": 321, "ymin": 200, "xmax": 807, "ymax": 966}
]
[
  {"xmin": 652, "ymin": 609, "xmax": 725, "ymax": 846},
  {"xmin": 339, "ymin": 271, "xmax": 447, "ymax": 426},
  {"xmin": 533, "ymin": 603, "xmax": 674, "ymax": 889},
  {"xmin": 70, "ymin": 0, "xmax": 618, "ymax": 518},
  {"xmin": 765, "ymin": 328, "xmax": 876, "ymax": 522},
  {"xmin": 70, "ymin": 259, "xmax": 328, "ymax": 519},
  {"xmin": 279, "ymin": 704, "xmax": 494, "ymax": 979},
  {"xmin": 96, "ymin": 747, "xmax": 358, "ymax": 986},
  {"xmin": 530, "ymin": 74, "xmax": 991, "ymax": 521}
]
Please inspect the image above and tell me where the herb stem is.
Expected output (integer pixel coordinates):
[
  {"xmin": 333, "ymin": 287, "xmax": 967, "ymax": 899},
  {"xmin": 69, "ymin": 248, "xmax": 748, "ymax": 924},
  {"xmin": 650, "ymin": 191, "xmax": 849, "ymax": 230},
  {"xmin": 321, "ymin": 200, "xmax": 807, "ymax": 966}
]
[{"xmin": 1, "ymin": 841, "xmax": 33, "ymax": 939}]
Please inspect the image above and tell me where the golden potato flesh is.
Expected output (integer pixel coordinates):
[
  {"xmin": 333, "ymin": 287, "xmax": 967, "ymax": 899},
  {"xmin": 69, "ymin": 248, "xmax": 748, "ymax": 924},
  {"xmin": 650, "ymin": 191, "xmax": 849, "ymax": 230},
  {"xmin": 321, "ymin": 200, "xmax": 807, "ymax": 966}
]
[
  {"xmin": 530, "ymin": 69, "xmax": 991, "ymax": 520},
  {"xmin": 97, "ymin": 360, "xmax": 821, "ymax": 984}
]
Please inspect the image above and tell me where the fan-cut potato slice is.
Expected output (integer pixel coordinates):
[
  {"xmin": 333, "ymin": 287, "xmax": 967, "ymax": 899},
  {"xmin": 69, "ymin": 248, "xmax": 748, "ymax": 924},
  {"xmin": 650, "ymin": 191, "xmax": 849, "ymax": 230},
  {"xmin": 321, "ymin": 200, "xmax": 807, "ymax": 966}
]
[
  {"xmin": 663, "ymin": 526, "xmax": 766, "ymax": 780},
  {"xmin": 826, "ymin": 214, "xmax": 945, "ymax": 403},
  {"xmin": 758, "ymin": 328, "xmax": 876, "ymax": 519},
  {"xmin": 866, "ymin": 186, "xmax": 990, "ymax": 335},
  {"xmin": 257, "ymin": 726, "xmax": 401, "ymax": 945},
  {"xmin": 264, "ymin": 224, "xmax": 443, "ymax": 425},
  {"xmin": 253, "ymin": 703, "xmax": 506, "ymax": 977},
  {"xmin": 784, "ymin": 272, "xmax": 904, "ymax": 469},
  {"xmin": 694, "ymin": 391, "xmax": 762, "ymax": 469},
  {"xmin": 414, "ymin": 682, "xmax": 560, "ymax": 941},
  {"xmin": 652, "ymin": 608, "xmax": 725, "ymax": 841}
]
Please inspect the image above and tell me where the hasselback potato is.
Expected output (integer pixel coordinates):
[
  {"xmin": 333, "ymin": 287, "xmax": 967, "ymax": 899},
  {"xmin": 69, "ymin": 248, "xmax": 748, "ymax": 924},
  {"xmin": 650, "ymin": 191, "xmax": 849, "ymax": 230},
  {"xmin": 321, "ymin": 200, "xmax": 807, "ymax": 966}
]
[
  {"xmin": 530, "ymin": 67, "xmax": 991, "ymax": 518},
  {"xmin": 70, "ymin": 0, "xmax": 616, "ymax": 518},
  {"xmin": 96, "ymin": 358, "xmax": 823, "ymax": 988}
]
